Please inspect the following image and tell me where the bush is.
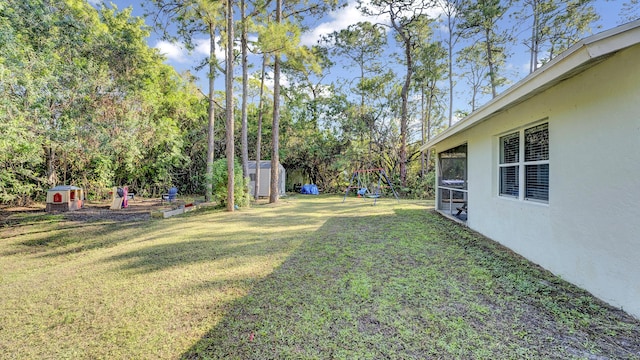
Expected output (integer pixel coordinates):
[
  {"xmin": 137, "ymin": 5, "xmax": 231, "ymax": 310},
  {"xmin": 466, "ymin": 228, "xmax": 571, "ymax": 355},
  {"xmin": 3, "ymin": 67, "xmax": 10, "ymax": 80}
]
[
  {"xmin": 402, "ymin": 171, "xmax": 436, "ymax": 199},
  {"xmin": 211, "ymin": 158, "xmax": 251, "ymax": 208}
]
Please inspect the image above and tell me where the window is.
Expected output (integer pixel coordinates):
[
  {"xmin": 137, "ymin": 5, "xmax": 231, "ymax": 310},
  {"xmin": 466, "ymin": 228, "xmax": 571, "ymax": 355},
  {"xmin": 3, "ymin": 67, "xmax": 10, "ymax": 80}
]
[
  {"xmin": 524, "ymin": 123, "xmax": 549, "ymax": 201},
  {"xmin": 498, "ymin": 122, "xmax": 549, "ymax": 202},
  {"xmin": 499, "ymin": 132, "xmax": 519, "ymax": 197}
]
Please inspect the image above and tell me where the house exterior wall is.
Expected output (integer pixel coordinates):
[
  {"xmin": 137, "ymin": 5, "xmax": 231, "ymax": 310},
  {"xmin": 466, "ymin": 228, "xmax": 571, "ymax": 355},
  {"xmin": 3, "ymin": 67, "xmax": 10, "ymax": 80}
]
[{"xmin": 434, "ymin": 44, "xmax": 640, "ymax": 318}]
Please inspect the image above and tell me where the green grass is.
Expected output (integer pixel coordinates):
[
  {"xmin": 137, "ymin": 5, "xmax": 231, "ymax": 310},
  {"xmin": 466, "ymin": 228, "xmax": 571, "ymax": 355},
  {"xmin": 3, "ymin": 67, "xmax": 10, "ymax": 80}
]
[{"xmin": 1, "ymin": 195, "xmax": 639, "ymax": 359}]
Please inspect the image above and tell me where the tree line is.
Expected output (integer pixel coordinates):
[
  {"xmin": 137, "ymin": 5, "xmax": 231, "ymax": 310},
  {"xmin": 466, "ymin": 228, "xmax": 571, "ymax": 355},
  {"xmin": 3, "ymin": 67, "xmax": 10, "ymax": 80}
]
[{"xmin": 1, "ymin": 0, "xmax": 631, "ymax": 208}]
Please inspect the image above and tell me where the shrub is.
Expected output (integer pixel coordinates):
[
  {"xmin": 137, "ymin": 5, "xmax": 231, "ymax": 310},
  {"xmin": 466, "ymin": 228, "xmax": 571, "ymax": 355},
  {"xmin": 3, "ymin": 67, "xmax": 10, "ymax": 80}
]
[
  {"xmin": 403, "ymin": 171, "xmax": 436, "ymax": 199},
  {"xmin": 211, "ymin": 158, "xmax": 251, "ymax": 208}
]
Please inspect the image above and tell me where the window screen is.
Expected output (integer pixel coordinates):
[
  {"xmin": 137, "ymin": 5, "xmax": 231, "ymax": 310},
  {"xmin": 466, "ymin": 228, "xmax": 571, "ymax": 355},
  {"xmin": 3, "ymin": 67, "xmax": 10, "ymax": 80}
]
[
  {"xmin": 525, "ymin": 123, "xmax": 549, "ymax": 162},
  {"xmin": 524, "ymin": 123, "xmax": 549, "ymax": 201},
  {"xmin": 500, "ymin": 132, "xmax": 519, "ymax": 164},
  {"xmin": 500, "ymin": 166, "xmax": 519, "ymax": 197},
  {"xmin": 525, "ymin": 164, "xmax": 549, "ymax": 201},
  {"xmin": 499, "ymin": 132, "xmax": 519, "ymax": 197}
]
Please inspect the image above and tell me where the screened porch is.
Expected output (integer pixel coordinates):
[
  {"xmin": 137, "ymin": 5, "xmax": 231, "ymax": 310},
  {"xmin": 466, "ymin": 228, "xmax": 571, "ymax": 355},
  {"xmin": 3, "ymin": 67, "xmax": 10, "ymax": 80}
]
[{"xmin": 437, "ymin": 144, "xmax": 467, "ymax": 222}]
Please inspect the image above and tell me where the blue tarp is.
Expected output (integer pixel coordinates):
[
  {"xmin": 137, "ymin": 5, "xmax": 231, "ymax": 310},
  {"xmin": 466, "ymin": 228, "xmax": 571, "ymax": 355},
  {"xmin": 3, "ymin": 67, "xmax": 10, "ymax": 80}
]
[{"xmin": 300, "ymin": 184, "xmax": 319, "ymax": 195}]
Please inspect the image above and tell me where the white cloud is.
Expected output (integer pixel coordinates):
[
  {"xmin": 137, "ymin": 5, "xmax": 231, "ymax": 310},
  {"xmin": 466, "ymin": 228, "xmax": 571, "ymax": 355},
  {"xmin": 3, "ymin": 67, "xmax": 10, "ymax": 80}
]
[
  {"xmin": 300, "ymin": 1, "xmax": 385, "ymax": 46},
  {"xmin": 155, "ymin": 40, "xmax": 190, "ymax": 63},
  {"xmin": 155, "ymin": 38, "xmax": 225, "ymax": 64},
  {"xmin": 86, "ymin": 0, "xmax": 101, "ymax": 5},
  {"xmin": 193, "ymin": 38, "xmax": 226, "ymax": 61},
  {"xmin": 263, "ymin": 71, "xmax": 290, "ymax": 91},
  {"xmin": 301, "ymin": 1, "xmax": 444, "ymax": 46}
]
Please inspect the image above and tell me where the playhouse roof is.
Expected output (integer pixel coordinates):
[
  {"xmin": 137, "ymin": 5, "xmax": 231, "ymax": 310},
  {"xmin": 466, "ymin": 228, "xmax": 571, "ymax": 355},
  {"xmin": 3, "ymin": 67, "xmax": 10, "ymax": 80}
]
[
  {"xmin": 47, "ymin": 185, "xmax": 82, "ymax": 192},
  {"xmin": 420, "ymin": 19, "xmax": 640, "ymax": 151}
]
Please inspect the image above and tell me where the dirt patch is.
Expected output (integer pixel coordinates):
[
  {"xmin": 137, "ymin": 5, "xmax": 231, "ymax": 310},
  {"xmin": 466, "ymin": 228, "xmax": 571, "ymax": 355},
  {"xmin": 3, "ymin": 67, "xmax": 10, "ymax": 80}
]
[{"xmin": 0, "ymin": 198, "xmax": 171, "ymax": 225}]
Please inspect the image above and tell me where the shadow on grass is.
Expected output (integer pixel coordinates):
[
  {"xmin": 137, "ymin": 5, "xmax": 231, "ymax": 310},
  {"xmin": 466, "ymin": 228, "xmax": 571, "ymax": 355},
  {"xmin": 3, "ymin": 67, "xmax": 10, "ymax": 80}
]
[
  {"xmin": 103, "ymin": 237, "xmax": 295, "ymax": 274},
  {"xmin": 1, "ymin": 220, "xmax": 159, "ymax": 257},
  {"xmin": 181, "ymin": 209, "xmax": 640, "ymax": 360}
]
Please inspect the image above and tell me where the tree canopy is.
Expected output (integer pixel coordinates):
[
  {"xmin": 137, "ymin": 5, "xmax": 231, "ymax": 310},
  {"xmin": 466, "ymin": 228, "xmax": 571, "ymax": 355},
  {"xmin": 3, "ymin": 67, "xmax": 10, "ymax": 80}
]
[{"xmin": 0, "ymin": 0, "xmax": 622, "ymax": 205}]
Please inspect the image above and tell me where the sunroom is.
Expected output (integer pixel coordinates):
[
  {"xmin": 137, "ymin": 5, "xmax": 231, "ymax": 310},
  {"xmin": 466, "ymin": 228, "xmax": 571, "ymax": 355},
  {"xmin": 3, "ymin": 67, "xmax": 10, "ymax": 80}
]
[{"xmin": 437, "ymin": 143, "xmax": 467, "ymax": 222}]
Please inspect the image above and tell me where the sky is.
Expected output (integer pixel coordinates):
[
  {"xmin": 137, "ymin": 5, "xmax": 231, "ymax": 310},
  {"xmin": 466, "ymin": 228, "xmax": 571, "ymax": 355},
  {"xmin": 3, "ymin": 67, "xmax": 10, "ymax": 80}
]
[{"xmin": 89, "ymin": 0, "xmax": 635, "ymax": 117}]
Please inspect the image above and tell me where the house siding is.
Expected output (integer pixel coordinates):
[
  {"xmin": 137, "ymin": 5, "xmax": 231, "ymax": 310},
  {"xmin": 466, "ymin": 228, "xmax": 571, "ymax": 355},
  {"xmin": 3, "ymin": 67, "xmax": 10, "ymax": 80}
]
[{"xmin": 434, "ymin": 44, "xmax": 640, "ymax": 318}]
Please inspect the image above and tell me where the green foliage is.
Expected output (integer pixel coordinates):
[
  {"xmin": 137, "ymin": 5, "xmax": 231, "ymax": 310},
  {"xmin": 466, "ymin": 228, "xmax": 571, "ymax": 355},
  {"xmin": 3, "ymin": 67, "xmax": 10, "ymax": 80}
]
[
  {"xmin": 210, "ymin": 158, "xmax": 251, "ymax": 208},
  {"xmin": 0, "ymin": 0, "xmax": 208, "ymax": 203},
  {"xmin": 403, "ymin": 171, "xmax": 436, "ymax": 199}
]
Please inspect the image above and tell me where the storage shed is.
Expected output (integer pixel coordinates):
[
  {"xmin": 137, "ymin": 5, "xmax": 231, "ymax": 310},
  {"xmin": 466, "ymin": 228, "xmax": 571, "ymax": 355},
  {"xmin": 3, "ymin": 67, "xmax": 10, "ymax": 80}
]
[
  {"xmin": 248, "ymin": 160, "xmax": 286, "ymax": 198},
  {"xmin": 46, "ymin": 185, "xmax": 84, "ymax": 212}
]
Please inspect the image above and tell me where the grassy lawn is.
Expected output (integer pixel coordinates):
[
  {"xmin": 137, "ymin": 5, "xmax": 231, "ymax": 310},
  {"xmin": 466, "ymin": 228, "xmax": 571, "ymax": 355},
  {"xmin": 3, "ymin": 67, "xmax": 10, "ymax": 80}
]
[{"xmin": 1, "ymin": 195, "xmax": 639, "ymax": 359}]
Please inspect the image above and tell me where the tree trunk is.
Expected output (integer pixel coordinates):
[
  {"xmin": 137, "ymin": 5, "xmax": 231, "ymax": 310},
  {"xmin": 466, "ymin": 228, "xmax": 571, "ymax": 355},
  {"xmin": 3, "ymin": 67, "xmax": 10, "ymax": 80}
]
[
  {"xmin": 254, "ymin": 54, "xmax": 267, "ymax": 200},
  {"xmin": 448, "ymin": 24, "xmax": 454, "ymax": 127},
  {"xmin": 240, "ymin": 0, "xmax": 249, "ymax": 178},
  {"xmin": 46, "ymin": 144, "xmax": 57, "ymax": 186},
  {"xmin": 205, "ymin": 23, "xmax": 216, "ymax": 203},
  {"xmin": 420, "ymin": 85, "xmax": 426, "ymax": 177},
  {"xmin": 485, "ymin": 27, "xmax": 497, "ymax": 99},
  {"xmin": 269, "ymin": 0, "xmax": 282, "ymax": 204},
  {"xmin": 225, "ymin": 0, "xmax": 235, "ymax": 212},
  {"xmin": 530, "ymin": 0, "xmax": 539, "ymax": 73},
  {"xmin": 399, "ymin": 38, "xmax": 412, "ymax": 188}
]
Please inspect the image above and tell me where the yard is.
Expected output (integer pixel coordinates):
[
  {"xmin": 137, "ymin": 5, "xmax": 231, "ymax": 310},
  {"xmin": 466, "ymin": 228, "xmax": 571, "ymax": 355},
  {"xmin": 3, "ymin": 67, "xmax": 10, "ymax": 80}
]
[{"xmin": 1, "ymin": 195, "xmax": 639, "ymax": 359}]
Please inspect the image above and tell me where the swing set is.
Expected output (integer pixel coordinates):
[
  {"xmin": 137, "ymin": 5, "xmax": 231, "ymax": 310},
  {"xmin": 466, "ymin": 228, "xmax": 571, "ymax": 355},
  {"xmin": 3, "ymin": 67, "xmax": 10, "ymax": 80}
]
[{"xmin": 343, "ymin": 168, "xmax": 399, "ymax": 205}]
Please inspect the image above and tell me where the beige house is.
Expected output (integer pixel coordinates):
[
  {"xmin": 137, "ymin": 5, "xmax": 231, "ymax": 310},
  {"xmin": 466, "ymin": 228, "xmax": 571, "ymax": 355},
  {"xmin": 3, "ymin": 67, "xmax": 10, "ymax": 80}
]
[{"xmin": 421, "ymin": 20, "xmax": 640, "ymax": 319}]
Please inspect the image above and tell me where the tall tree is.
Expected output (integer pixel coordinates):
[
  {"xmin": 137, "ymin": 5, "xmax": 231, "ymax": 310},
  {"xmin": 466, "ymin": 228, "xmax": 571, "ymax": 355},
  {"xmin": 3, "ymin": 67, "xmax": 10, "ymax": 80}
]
[
  {"xmin": 240, "ymin": 0, "xmax": 250, "ymax": 179},
  {"xmin": 261, "ymin": 0, "xmax": 340, "ymax": 203},
  {"xmin": 513, "ymin": 0, "xmax": 598, "ymax": 72},
  {"xmin": 325, "ymin": 21, "xmax": 387, "ymax": 165},
  {"xmin": 253, "ymin": 54, "xmax": 269, "ymax": 199},
  {"xmin": 458, "ymin": 0, "xmax": 509, "ymax": 99},
  {"xmin": 145, "ymin": 0, "xmax": 223, "ymax": 202},
  {"xmin": 437, "ymin": 0, "xmax": 464, "ymax": 127},
  {"xmin": 413, "ymin": 39, "xmax": 447, "ymax": 175},
  {"xmin": 270, "ymin": 0, "xmax": 283, "ymax": 204},
  {"xmin": 225, "ymin": 0, "xmax": 235, "ymax": 211},
  {"xmin": 457, "ymin": 42, "xmax": 488, "ymax": 111},
  {"xmin": 359, "ymin": 0, "xmax": 435, "ymax": 187}
]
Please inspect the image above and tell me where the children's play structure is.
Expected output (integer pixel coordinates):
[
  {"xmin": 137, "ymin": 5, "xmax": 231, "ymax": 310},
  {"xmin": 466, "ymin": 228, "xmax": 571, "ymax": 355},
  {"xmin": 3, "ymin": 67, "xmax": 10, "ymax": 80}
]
[
  {"xmin": 343, "ymin": 168, "xmax": 399, "ymax": 205},
  {"xmin": 110, "ymin": 186, "xmax": 129, "ymax": 210},
  {"xmin": 45, "ymin": 185, "xmax": 84, "ymax": 212}
]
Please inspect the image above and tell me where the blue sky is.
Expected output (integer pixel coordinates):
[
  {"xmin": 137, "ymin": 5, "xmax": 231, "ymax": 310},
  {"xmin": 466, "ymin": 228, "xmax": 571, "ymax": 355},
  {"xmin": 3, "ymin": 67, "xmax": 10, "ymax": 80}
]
[{"xmin": 90, "ymin": 0, "xmax": 635, "ymax": 117}]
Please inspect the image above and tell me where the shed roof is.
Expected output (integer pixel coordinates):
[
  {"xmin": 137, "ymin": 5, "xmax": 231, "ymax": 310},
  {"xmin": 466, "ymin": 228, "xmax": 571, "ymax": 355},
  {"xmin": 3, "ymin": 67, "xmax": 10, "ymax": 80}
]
[
  {"xmin": 247, "ymin": 160, "xmax": 284, "ymax": 170},
  {"xmin": 420, "ymin": 19, "xmax": 640, "ymax": 151}
]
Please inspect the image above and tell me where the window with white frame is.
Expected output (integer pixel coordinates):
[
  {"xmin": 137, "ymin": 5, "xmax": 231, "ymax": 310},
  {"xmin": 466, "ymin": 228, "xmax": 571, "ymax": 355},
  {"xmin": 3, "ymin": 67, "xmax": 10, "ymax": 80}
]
[{"xmin": 498, "ymin": 122, "xmax": 549, "ymax": 202}]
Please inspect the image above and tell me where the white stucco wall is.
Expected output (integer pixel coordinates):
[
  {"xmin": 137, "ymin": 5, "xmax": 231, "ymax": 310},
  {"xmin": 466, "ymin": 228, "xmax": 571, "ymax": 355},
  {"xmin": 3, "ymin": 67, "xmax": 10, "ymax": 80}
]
[{"xmin": 434, "ymin": 44, "xmax": 640, "ymax": 318}]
